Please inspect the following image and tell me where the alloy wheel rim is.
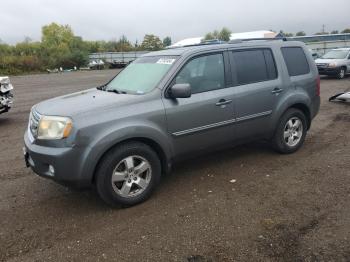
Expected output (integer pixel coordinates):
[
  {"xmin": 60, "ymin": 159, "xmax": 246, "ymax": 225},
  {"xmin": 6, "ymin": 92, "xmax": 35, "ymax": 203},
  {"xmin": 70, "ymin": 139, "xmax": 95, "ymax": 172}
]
[
  {"xmin": 340, "ymin": 69, "xmax": 345, "ymax": 78},
  {"xmin": 111, "ymin": 155, "xmax": 152, "ymax": 198},
  {"xmin": 283, "ymin": 117, "xmax": 303, "ymax": 147}
]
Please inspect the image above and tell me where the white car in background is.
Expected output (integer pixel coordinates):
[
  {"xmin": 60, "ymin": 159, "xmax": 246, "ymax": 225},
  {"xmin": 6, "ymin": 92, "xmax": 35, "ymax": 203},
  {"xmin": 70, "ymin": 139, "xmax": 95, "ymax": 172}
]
[
  {"xmin": 315, "ymin": 48, "xmax": 350, "ymax": 79},
  {"xmin": 0, "ymin": 76, "xmax": 14, "ymax": 114},
  {"xmin": 88, "ymin": 59, "xmax": 105, "ymax": 70}
]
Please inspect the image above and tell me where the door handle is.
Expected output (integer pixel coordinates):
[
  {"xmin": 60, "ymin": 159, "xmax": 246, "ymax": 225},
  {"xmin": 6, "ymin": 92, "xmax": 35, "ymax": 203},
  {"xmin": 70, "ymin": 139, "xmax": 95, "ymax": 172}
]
[
  {"xmin": 272, "ymin": 87, "xmax": 283, "ymax": 94},
  {"xmin": 215, "ymin": 99, "xmax": 232, "ymax": 106}
]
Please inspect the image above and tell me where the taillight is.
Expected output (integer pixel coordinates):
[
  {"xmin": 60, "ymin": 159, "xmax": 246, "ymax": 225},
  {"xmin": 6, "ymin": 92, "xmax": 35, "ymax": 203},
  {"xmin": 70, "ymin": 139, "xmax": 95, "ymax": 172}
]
[{"xmin": 316, "ymin": 75, "xmax": 320, "ymax": 96}]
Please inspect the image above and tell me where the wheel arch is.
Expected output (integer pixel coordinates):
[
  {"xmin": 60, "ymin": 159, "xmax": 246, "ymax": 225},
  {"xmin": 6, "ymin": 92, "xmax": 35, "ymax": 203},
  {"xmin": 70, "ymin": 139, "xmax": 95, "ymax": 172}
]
[
  {"xmin": 91, "ymin": 137, "xmax": 170, "ymax": 184},
  {"xmin": 289, "ymin": 103, "xmax": 311, "ymax": 129}
]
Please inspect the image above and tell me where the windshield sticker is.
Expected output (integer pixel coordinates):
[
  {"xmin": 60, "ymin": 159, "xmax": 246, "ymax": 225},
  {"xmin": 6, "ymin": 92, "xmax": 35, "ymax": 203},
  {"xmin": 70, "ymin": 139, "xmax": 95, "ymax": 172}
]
[{"xmin": 156, "ymin": 58, "xmax": 175, "ymax": 65}]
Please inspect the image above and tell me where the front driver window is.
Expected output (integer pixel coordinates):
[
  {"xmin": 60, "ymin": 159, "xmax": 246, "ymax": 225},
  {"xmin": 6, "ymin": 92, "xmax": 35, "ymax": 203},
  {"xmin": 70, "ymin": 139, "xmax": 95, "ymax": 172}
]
[{"xmin": 175, "ymin": 53, "xmax": 225, "ymax": 94}]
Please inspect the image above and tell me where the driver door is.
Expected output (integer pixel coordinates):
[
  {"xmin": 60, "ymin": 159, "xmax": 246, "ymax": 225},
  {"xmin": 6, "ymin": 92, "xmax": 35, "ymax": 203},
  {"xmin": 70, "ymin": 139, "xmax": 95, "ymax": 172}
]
[{"xmin": 162, "ymin": 52, "xmax": 236, "ymax": 157}]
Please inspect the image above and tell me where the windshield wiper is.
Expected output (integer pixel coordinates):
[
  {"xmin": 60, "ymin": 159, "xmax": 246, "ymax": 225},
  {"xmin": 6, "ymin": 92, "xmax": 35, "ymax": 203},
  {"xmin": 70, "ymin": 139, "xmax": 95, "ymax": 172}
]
[
  {"xmin": 107, "ymin": 89, "xmax": 127, "ymax": 94},
  {"xmin": 96, "ymin": 84, "xmax": 107, "ymax": 91},
  {"xmin": 107, "ymin": 89, "xmax": 120, "ymax": 94}
]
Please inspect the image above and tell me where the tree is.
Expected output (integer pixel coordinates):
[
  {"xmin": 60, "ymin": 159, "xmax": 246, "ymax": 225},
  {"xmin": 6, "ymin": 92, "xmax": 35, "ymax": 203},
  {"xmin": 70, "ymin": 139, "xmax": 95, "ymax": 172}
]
[
  {"xmin": 41, "ymin": 23, "xmax": 75, "ymax": 68},
  {"xmin": 331, "ymin": 30, "xmax": 339, "ymax": 34},
  {"xmin": 163, "ymin": 36, "xmax": 172, "ymax": 47},
  {"xmin": 204, "ymin": 27, "xmax": 232, "ymax": 41},
  {"xmin": 341, "ymin": 28, "xmax": 350, "ymax": 34},
  {"xmin": 218, "ymin": 27, "xmax": 232, "ymax": 41},
  {"xmin": 141, "ymin": 34, "xmax": 163, "ymax": 51},
  {"xmin": 296, "ymin": 31, "xmax": 306, "ymax": 36},
  {"xmin": 315, "ymin": 32, "xmax": 329, "ymax": 35}
]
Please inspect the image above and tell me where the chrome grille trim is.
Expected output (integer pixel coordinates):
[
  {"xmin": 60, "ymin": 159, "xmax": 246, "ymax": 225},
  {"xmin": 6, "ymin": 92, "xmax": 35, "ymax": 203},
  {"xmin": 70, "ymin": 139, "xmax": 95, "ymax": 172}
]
[{"xmin": 29, "ymin": 109, "xmax": 41, "ymax": 138}]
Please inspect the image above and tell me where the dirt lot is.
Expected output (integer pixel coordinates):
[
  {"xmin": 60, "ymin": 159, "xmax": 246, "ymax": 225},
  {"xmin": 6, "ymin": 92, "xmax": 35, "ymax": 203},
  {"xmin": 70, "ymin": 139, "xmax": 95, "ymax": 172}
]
[{"xmin": 0, "ymin": 70, "xmax": 349, "ymax": 262}]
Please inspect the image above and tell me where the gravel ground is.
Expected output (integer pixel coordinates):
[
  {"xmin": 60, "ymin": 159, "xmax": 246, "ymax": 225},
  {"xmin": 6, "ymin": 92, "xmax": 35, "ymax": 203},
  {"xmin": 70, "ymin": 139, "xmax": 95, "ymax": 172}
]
[{"xmin": 0, "ymin": 70, "xmax": 349, "ymax": 262}]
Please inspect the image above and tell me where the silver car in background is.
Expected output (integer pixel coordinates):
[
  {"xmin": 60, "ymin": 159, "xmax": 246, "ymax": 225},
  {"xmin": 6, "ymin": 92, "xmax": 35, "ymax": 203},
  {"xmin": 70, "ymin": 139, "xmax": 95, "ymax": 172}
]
[
  {"xmin": 0, "ymin": 76, "xmax": 14, "ymax": 114},
  {"xmin": 315, "ymin": 48, "xmax": 350, "ymax": 79}
]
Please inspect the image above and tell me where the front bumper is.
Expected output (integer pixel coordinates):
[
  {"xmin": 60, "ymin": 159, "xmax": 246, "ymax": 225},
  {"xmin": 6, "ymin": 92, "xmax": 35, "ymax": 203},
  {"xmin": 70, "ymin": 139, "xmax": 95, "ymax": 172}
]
[
  {"xmin": 317, "ymin": 66, "xmax": 341, "ymax": 76},
  {"xmin": 23, "ymin": 131, "xmax": 92, "ymax": 188}
]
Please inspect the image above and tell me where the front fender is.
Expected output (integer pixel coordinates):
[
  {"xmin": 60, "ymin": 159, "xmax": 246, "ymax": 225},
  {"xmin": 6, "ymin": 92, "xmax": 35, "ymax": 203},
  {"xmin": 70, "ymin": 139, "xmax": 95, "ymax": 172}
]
[{"xmin": 77, "ymin": 121, "xmax": 173, "ymax": 183}]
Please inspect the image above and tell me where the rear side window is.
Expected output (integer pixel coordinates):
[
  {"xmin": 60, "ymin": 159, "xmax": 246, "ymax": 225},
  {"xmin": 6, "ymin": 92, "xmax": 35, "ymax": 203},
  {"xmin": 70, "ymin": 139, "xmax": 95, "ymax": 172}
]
[
  {"xmin": 232, "ymin": 49, "xmax": 277, "ymax": 85},
  {"xmin": 281, "ymin": 47, "xmax": 310, "ymax": 76}
]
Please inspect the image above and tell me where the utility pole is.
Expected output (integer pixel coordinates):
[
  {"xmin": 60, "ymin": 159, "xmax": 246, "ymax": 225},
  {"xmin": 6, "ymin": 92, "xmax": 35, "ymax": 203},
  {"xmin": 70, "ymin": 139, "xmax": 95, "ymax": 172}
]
[{"xmin": 322, "ymin": 24, "xmax": 326, "ymax": 34}]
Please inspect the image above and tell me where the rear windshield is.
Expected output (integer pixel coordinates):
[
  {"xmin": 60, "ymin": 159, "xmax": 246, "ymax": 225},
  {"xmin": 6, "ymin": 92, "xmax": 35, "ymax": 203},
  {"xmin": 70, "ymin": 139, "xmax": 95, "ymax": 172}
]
[
  {"xmin": 281, "ymin": 47, "xmax": 310, "ymax": 76},
  {"xmin": 321, "ymin": 50, "xmax": 349, "ymax": 59},
  {"xmin": 106, "ymin": 56, "xmax": 177, "ymax": 94}
]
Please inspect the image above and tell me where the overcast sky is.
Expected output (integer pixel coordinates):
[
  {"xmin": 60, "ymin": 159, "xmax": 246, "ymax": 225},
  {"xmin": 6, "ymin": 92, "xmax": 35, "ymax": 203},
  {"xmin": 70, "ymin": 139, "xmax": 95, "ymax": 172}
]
[{"xmin": 1, "ymin": 0, "xmax": 349, "ymax": 44}]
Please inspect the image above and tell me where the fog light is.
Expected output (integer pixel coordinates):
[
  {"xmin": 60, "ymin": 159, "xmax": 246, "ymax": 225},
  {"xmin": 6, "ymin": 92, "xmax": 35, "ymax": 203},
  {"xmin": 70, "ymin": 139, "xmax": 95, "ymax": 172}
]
[{"xmin": 48, "ymin": 165, "xmax": 55, "ymax": 176}]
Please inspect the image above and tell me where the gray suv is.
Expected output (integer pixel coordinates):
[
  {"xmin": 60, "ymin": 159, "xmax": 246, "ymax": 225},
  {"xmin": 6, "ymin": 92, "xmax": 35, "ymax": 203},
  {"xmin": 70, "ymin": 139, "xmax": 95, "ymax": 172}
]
[{"xmin": 24, "ymin": 40, "xmax": 320, "ymax": 206}]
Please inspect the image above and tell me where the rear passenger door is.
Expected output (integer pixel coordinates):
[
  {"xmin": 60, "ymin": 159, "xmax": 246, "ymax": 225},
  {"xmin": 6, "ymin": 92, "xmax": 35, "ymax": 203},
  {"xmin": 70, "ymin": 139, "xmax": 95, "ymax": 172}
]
[{"xmin": 229, "ymin": 48, "xmax": 282, "ymax": 139}]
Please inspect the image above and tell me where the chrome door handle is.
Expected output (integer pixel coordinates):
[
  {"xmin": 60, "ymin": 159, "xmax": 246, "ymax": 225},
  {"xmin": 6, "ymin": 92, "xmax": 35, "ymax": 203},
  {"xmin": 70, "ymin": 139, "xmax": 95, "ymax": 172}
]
[
  {"xmin": 215, "ymin": 99, "xmax": 232, "ymax": 106},
  {"xmin": 272, "ymin": 88, "xmax": 283, "ymax": 94}
]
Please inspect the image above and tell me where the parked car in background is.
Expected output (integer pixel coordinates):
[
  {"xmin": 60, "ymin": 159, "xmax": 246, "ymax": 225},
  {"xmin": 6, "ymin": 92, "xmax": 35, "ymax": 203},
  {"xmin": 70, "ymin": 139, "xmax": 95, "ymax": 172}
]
[
  {"xmin": 88, "ymin": 59, "xmax": 105, "ymax": 70},
  {"xmin": 24, "ymin": 40, "xmax": 320, "ymax": 207},
  {"xmin": 0, "ymin": 76, "xmax": 14, "ymax": 114},
  {"xmin": 315, "ymin": 48, "xmax": 350, "ymax": 79}
]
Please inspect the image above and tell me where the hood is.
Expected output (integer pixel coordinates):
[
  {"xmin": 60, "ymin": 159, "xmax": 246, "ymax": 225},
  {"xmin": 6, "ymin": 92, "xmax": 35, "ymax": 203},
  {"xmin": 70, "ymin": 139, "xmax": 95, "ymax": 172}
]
[
  {"xmin": 34, "ymin": 88, "xmax": 141, "ymax": 117},
  {"xmin": 315, "ymin": 58, "xmax": 344, "ymax": 64}
]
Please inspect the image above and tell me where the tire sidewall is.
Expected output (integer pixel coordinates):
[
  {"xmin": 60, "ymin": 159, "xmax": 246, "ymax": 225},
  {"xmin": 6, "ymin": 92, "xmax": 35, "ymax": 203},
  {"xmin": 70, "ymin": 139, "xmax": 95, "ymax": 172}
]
[
  {"xmin": 274, "ymin": 109, "xmax": 307, "ymax": 154},
  {"xmin": 96, "ymin": 143, "xmax": 161, "ymax": 207}
]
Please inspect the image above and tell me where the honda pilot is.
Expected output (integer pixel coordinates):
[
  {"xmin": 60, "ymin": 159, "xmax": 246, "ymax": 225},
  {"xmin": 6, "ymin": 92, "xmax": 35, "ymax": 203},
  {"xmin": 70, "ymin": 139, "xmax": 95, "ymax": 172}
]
[{"xmin": 24, "ymin": 40, "xmax": 320, "ymax": 206}]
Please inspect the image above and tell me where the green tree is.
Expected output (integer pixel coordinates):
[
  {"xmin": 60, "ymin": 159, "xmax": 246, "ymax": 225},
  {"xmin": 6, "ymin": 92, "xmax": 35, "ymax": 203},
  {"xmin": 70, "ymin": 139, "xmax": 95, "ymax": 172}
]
[
  {"xmin": 141, "ymin": 34, "xmax": 163, "ymax": 51},
  {"xmin": 331, "ymin": 30, "xmax": 339, "ymax": 34},
  {"xmin": 341, "ymin": 28, "xmax": 350, "ymax": 34},
  {"xmin": 163, "ymin": 36, "xmax": 172, "ymax": 47},
  {"xmin": 295, "ymin": 31, "xmax": 306, "ymax": 36},
  {"xmin": 218, "ymin": 27, "xmax": 232, "ymax": 41},
  {"xmin": 204, "ymin": 27, "xmax": 232, "ymax": 41}
]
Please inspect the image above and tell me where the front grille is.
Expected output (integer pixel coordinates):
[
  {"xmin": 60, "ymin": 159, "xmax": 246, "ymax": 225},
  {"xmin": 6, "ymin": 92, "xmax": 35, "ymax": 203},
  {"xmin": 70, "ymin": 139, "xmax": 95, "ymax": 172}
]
[
  {"xmin": 29, "ymin": 109, "xmax": 41, "ymax": 138},
  {"xmin": 316, "ymin": 63, "xmax": 328, "ymax": 68}
]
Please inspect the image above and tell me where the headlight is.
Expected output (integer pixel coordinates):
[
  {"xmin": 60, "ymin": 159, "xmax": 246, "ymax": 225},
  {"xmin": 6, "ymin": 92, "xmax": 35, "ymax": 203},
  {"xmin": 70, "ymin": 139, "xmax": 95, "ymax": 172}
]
[
  {"xmin": 328, "ymin": 62, "xmax": 337, "ymax": 68},
  {"xmin": 37, "ymin": 116, "xmax": 73, "ymax": 140}
]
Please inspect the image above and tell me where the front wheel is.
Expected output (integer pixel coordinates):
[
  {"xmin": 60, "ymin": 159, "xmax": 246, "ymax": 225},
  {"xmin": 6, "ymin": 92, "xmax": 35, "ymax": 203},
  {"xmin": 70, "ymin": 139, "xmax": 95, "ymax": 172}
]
[
  {"xmin": 95, "ymin": 142, "xmax": 161, "ymax": 207},
  {"xmin": 271, "ymin": 108, "xmax": 307, "ymax": 154}
]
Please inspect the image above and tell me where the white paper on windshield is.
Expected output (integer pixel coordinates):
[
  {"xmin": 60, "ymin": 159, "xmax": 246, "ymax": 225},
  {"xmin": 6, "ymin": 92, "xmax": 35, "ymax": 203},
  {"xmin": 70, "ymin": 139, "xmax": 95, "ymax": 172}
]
[{"xmin": 156, "ymin": 58, "xmax": 175, "ymax": 65}]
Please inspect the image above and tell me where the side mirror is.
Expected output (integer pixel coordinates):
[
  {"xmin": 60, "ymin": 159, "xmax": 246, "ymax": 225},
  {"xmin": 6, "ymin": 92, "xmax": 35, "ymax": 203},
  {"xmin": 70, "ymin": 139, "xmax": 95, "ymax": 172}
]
[{"xmin": 169, "ymin": 83, "xmax": 191, "ymax": 98}]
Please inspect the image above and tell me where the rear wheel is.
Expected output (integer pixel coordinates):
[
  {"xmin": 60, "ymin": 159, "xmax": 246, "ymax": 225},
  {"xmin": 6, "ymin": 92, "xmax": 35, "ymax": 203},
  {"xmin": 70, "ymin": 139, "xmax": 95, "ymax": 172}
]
[
  {"xmin": 95, "ymin": 142, "xmax": 161, "ymax": 207},
  {"xmin": 272, "ymin": 108, "xmax": 307, "ymax": 154},
  {"xmin": 337, "ymin": 67, "xmax": 346, "ymax": 79}
]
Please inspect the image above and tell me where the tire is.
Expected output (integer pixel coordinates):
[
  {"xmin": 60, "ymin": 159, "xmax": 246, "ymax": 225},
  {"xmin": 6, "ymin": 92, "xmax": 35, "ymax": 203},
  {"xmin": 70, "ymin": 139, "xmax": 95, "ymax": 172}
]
[
  {"xmin": 95, "ymin": 142, "xmax": 161, "ymax": 207},
  {"xmin": 337, "ymin": 67, "xmax": 346, "ymax": 79},
  {"xmin": 271, "ymin": 108, "xmax": 307, "ymax": 154}
]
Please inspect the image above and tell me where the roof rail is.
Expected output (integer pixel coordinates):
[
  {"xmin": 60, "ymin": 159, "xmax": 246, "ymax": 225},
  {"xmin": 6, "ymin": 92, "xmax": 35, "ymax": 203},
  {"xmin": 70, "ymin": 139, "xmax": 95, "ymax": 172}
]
[
  {"xmin": 167, "ymin": 37, "xmax": 290, "ymax": 49},
  {"xmin": 228, "ymin": 37, "xmax": 288, "ymax": 43},
  {"xmin": 241, "ymin": 37, "xmax": 287, "ymax": 42}
]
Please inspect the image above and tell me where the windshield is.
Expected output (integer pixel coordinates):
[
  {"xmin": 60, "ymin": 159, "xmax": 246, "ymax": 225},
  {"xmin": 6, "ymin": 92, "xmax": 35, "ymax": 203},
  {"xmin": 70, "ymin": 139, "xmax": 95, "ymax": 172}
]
[
  {"xmin": 106, "ymin": 56, "xmax": 177, "ymax": 94},
  {"xmin": 321, "ymin": 50, "xmax": 349, "ymax": 59}
]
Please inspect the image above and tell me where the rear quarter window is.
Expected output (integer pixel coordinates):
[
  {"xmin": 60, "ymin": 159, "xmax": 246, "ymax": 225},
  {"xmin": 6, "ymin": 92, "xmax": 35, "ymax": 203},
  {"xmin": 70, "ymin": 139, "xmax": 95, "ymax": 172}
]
[{"xmin": 281, "ymin": 47, "xmax": 310, "ymax": 76}]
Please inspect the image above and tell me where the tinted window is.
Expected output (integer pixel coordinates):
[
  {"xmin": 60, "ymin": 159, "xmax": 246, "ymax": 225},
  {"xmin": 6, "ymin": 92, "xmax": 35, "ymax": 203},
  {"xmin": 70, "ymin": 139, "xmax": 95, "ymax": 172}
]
[
  {"xmin": 281, "ymin": 47, "xmax": 310, "ymax": 76},
  {"xmin": 175, "ymin": 53, "xmax": 225, "ymax": 94},
  {"xmin": 232, "ymin": 49, "xmax": 277, "ymax": 85},
  {"xmin": 263, "ymin": 50, "xmax": 278, "ymax": 79}
]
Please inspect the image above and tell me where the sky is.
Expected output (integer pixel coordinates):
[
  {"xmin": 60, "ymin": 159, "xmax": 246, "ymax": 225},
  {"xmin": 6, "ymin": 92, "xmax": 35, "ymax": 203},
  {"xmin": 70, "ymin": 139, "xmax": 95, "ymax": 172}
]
[{"xmin": 0, "ymin": 0, "xmax": 349, "ymax": 44}]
